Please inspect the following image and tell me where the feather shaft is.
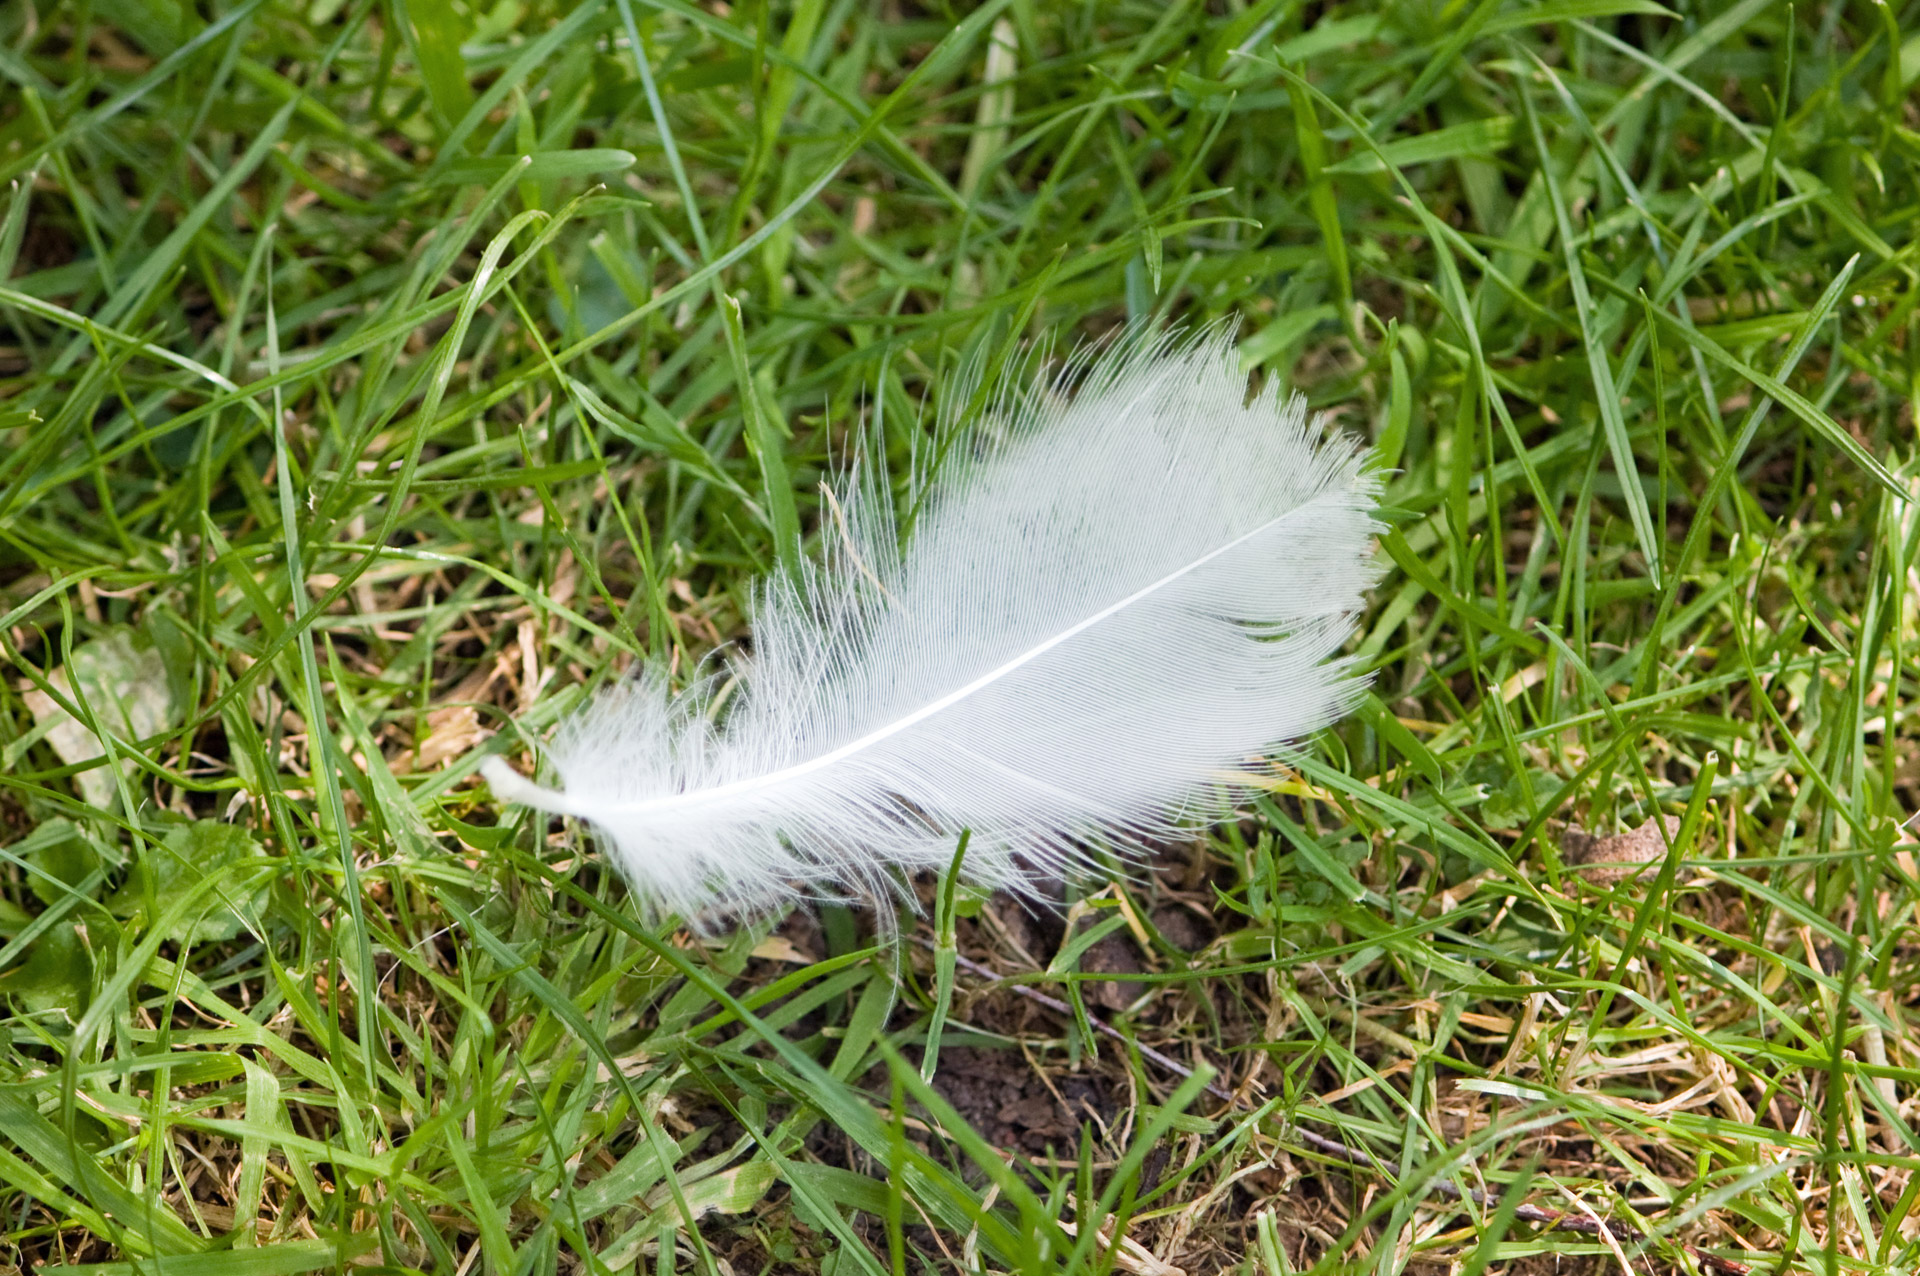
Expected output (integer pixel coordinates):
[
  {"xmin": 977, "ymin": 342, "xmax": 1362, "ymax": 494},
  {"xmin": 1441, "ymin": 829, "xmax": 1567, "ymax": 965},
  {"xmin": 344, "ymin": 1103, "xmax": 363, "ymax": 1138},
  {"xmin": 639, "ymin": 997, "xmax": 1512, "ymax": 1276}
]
[{"xmin": 487, "ymin": 493, "xmax": 1335, "ymax": 821}]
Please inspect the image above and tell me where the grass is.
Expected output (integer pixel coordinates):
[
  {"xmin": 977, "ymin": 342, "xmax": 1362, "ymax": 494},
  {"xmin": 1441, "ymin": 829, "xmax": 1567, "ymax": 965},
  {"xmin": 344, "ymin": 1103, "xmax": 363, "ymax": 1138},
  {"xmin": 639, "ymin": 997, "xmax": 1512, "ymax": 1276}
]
[{"xmin": 3, "ymin": 0, "xmax": 1920, "ymax": 1272}]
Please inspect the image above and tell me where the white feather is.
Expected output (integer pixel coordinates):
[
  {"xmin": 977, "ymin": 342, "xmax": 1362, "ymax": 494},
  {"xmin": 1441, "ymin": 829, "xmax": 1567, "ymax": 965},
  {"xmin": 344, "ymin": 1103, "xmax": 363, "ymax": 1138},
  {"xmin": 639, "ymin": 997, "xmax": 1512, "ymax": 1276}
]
[{"xmin": 481, "ymin": 329, "xmax": 1381, "ymax": 920}]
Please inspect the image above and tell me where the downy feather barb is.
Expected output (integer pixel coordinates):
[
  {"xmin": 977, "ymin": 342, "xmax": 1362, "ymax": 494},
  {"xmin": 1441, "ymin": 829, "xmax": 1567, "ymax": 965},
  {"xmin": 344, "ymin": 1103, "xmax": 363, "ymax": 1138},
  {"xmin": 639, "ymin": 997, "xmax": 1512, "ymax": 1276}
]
[{"xmin": 482, "ymin": 329, "xmax": 1381, "ymax": 921}]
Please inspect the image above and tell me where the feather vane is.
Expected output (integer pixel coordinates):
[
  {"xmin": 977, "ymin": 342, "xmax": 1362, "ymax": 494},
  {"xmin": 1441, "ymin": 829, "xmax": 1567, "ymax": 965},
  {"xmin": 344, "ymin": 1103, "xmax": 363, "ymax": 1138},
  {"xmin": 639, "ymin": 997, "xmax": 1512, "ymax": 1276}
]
[{"xmin": 482, "ymin": 331, "xmax": 1381, "ymax": 919}]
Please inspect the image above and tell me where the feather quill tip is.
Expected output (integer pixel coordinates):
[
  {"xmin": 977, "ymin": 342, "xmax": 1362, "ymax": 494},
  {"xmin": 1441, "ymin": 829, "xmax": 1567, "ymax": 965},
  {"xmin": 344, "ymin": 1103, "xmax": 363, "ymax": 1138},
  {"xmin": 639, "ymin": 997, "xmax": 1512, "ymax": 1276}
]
[{"xmin": 480, "ymin": 756, "xmax": 565, "ymax": 813}]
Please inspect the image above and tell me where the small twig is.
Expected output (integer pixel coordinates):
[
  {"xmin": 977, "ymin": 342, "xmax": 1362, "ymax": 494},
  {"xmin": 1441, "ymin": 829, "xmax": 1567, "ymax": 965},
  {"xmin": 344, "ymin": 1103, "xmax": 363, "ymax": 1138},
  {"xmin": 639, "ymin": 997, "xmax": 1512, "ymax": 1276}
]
[{"xmin": 920, "ymin": 937, "xmax": 1756, "ymax": 1276}]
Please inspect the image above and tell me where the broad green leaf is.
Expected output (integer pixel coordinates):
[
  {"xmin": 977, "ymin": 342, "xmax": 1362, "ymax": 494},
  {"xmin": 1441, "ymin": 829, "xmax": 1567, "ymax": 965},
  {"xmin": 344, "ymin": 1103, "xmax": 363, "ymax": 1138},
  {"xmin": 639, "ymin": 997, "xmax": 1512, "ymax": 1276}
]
[
  {"xmin": 107, "ymin": 820, "xmax": 268, "ymax": 944},
  {"xmin": 0, "ymin": 918, "xmax": 93, "ymax": 1015},
  {"xmin": 17, "ymin": 819, "xmax": 101, "ymax": 909},
  {"xmin": 20, "ymin": 629, "xmax": 175, "ymax": 810}
]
